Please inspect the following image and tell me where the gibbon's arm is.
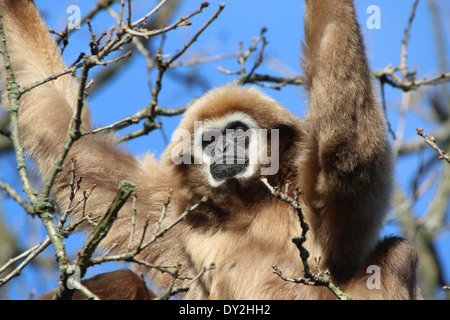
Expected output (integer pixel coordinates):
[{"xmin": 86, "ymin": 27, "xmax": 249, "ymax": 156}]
[
  {"xmin": 300, "ymin": 0, "xmax": 394, "ymax": 281},
  {"xmin": 0, "ymin": 0, "xmax": 138, "ymax": 229},
  {"xmin": 0, "ymin": 0, "xmax": 182, "ymax": 281}
]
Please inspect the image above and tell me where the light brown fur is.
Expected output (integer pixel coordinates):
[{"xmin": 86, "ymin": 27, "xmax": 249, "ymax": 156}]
[{"xmin": 0, "ymin": 0, "xmax": 421, "ymax": 299}]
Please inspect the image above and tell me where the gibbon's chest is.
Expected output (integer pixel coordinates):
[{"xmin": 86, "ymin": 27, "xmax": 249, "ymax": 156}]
[{"xmin": 184, "ymin": 204, "xmax": 309, "ymax": 298}]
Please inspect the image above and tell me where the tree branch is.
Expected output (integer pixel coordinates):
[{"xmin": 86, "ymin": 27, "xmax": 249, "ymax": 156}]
[
  {"xmin": 260, "ymin": 178, "xmax": 353, "ymax": 300},
  {"xmin": 416, "ymin": 128, "xmax": 450, "ymax": 163}
]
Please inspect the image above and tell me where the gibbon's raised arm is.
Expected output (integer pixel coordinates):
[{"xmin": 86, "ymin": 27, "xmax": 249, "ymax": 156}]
[
  {"xmin": 299, "ymin": 0, "xmax": 394, "ymax": 281},
  {"xmin": 0, "ymin": 0, "xmax": 189, "ymax": 290},
  {"xmin": 0, "ymin": 1, "xmax": 138, "ymax": 202},
  {"xmin": 0, "ymin": 1, "xmax": 137, "ymax": 229}
]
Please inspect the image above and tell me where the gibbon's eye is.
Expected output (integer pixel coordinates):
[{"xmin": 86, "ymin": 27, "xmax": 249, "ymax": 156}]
[
  {"xmin": 233, "ymin": 127, "xmax": 246, "ymax": 138},
  {"xmin": 202, "ymin": 128, "xmax": 222, "ymax": 148},
  {"xmin": 202, "ymin": 133, "xmax": 216, "ymax": 146},
  {"xmin": 226, "ymin": 121, "xmax": 249, "ymax": 138}
]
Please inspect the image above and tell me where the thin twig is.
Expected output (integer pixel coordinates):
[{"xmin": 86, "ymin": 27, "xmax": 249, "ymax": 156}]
[
  {"xmin": 140, "ymin": 196, "xmax": 207, "ymax": 250},
  {"xmin": 131, "ymin": 0, "xmax": 170, "ymax": 28},
  {"xmin": 375, "ymin": 67, "xmax": 450, "ymax": 92},
  {"xmin": 157, "ymin": 263, "xmax": 215, "ymax": 300},
  {"xmin": 0, "ymin": 181, "xmax": 33, "ymax": 214},
  {"xmin": 417, "ymin": 128, "xmax": 450, "ymax": 163},
  {"xmin": 167, "ymin": 3, "xmax": 225, "ymax": 66},
  {"xmin": 0, "ymin": 237, "xmax": 51, "ymax": 287},
  {"xmin": 379, "ymin": 79, "xmax": 396, "ymax": 140},
  {"xmin": 126, "ymin": 16, "xmax": 191, "ymax": 38},
  {"xmin": 67, "ymin": 278, "xmax": 101, "ymax": 300},
  {"xmin": 74, "ymin": 181, "xmax": 135, "ymax": 278},
  {"xmin": 53, "ymin": 0, "xmax": 122, "ymax": 45},
  {"xmin": 117, "ymin": 3, "xmax": 225, "ymax": 142},
  {"xmin": 400, "ymin": 0, "xmax": 420, "ymax": 78},
  {"xmin": 19, "ymin": 64, "xmax": 83, "ymax": 97},
  {"xmin": 88, "ymin": 196, "xmax": 206, "ymax": 283}
]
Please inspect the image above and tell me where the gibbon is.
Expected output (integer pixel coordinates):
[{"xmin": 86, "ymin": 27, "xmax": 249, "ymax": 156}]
[{"xmin": 0, "ymin": 0, "xmax": 422, "ymax": 299}]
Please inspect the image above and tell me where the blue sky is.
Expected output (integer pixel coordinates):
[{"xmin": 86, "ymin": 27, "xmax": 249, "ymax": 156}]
[{"xmin": 0, "ymin": 0, "xmax": 449, "ymax": 299}]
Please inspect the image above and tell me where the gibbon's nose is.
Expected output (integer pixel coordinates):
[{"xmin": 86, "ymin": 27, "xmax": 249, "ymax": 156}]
[{"xmin": 210, "ymin": 157, "xmax": 248, "ymax": 180}]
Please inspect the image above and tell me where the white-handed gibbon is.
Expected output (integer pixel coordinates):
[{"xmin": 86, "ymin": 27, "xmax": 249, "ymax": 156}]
[{"xmin": 0, "ymin": 0, "xmax": 422, "ymax": 299}]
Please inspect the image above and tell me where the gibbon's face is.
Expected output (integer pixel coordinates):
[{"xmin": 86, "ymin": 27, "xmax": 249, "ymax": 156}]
[
  {"xmin": 166, "ymin": 85, "xmax": 302, "ymax": 189},
  {"xmin": 195, "ymin": 111, "xmax": 260, "ymax": 187}
]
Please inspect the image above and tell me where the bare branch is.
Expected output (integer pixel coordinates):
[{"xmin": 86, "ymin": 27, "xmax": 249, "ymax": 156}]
[
  {"xmin": 157, "ymin": 263, "xmax": 215, "ymax": 300},
  {"xmin": 261, "ymin": 178, "xmax": 353, "ymax": 300},
  {"xmin": 117, "ymin": 3, "xmax": 225, "ymax": 142},
  {"xmin": 75, "ymin": 181, "xmax": 135, "ymax": 277},
  {"xmin": 130, "ymin": 0, "xmax": 171, "ymax": 28},
  {"xmin": 67, "ymin": 278, "xmax": 101, "ymax": 300},
  {"xmin": 52, "ymin": 0, "xmax": 122, "ymax": 45},
  {"xmin": 0, "ymin": 181, "xmax": 33, "ymax": 214},
  {"xmin": 416, "ymin": 128, "xmax": 450, "ymax": 163},
  {"xmin": 376, "ymin": 67, "xmax": 450, "ymax": 92},
  {"xmin": 140, "ymin": 196, "xmax": 207, "ymax": 251},
  {"xmin": 399, "ymin": 0, "xmax": 420, "ymax": 78},
  {"xmin": 167, "ymin": 3, "xmax": 225, "ymax": 66},
  {"xmin": 0, "ymin": 237, "xmax": 51, "ymax": 287}
]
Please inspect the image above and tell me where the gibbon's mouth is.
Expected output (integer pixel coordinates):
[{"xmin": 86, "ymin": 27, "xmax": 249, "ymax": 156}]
[{"xmin": 210, "ymin": 157, "xmax": 248, "ymax": 180}]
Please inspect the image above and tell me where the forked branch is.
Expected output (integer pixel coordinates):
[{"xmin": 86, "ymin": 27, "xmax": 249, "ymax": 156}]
[{"xmin": 261, "ymin": 178, "xmax": 353, "ymax": 300}]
